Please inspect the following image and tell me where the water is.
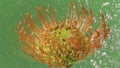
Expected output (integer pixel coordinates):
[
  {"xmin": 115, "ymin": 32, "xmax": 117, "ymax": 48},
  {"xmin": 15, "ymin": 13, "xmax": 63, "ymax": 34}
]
[{"xmin": 0, "ymin": 0, "xmax": 120, "ymax": 68}]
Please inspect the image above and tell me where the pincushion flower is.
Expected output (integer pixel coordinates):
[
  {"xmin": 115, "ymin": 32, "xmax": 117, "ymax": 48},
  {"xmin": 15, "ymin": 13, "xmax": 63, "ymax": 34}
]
[{"xmin": 16, "ymin": 2, "xmax": 110, "ymax": 68}]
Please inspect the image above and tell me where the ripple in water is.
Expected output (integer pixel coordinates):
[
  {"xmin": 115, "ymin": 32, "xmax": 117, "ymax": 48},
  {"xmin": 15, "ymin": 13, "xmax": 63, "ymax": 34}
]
[{"xmin": 73, "ymin": 0, "xmax": 120, "ymax": 68}]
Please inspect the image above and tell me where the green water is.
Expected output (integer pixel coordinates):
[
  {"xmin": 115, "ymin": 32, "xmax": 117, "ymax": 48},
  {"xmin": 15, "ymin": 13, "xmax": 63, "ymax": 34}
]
[{"xmin": 0, "ymin": 0, "xmax": 120, "ymax": 68}]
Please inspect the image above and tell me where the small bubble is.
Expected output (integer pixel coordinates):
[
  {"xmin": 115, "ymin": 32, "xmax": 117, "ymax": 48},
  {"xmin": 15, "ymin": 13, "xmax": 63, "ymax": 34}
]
[
  {"xmin": 90, "ymin": 59, "xmax": 94, "ymax": 63},
  {"xmin": 114, "ymin": 14, "xmax": 117, "ymax": 17},
  {"xmin": 102, "ymin": 52, "xmax": 107, "ymax": 56},
  {"xmin": 95, "ymin": 65, "xmax": 100, "ymax": 68},
  {"xmin": 103, "ymin": 2, "xmax": 110, "ymax": 6},
  {"xmin": 93, "ymin": 61, "xmax": 97, "ymax": 66}
]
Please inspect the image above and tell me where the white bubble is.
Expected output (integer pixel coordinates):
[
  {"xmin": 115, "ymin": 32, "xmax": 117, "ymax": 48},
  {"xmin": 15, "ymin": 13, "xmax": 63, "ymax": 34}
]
[{"xmin": 103, "ymin": 2, "xmax": 110, "ymax": 6}]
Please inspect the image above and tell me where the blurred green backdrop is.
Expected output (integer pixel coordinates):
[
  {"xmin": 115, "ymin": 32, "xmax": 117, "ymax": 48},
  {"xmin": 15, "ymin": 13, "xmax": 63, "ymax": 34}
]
[{"xmin": 0, "ymin": 0, "xmax": 120, "ymax": 68}]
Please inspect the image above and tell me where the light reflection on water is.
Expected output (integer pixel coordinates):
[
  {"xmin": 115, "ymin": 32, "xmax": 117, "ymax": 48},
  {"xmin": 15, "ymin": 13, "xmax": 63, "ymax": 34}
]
[
  {"xmin": 72, "ymin": 0, "xmax": 120, "ymax": 68},
  {"xmin": 73, "ymin": 22, "xmax": 120, "ymax": 68}
]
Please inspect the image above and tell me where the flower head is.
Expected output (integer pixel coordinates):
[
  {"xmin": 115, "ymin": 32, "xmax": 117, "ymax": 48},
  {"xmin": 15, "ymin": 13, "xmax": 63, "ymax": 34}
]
[{"xmin": 16, "ymin": 2, "xmax": 110, "ymax": 68}]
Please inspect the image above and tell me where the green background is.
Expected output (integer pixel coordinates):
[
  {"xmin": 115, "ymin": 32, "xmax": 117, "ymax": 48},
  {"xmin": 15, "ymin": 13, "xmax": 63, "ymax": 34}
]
[{"xmin": 0, "ymin": 0, "xmax": 120, "ymax": 68}]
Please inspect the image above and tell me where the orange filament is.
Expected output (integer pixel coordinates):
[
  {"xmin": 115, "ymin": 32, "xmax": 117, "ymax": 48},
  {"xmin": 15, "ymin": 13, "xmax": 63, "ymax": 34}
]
[{"xmin": 16, "ymin": 2, "xmax": 110, "ymax": 68}]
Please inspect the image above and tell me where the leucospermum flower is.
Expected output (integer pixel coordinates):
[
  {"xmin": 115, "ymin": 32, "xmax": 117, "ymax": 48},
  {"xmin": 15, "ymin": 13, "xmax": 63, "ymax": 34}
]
[{"xmin": 16, "ymin": 2, "xmax": 110, "ymax": 68}]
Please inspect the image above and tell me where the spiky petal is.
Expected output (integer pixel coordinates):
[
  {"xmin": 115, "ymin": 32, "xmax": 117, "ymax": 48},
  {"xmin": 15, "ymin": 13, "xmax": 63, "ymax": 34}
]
[{"xmin": 16, "ymin": 2, "xmax": 110, "ymax": 68}]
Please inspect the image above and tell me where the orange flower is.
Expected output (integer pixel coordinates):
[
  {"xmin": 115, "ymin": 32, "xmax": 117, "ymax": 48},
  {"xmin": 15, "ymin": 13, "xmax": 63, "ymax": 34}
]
[{"xmin": 16, "ymin": 2, "xmax": 110, "ymax": 68}]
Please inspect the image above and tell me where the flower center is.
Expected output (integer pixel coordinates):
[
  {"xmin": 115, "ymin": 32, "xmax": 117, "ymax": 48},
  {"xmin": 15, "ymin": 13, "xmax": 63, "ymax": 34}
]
[{"xmin": 54, "ymin": 27, "xmax": 71, "ymax": 39}]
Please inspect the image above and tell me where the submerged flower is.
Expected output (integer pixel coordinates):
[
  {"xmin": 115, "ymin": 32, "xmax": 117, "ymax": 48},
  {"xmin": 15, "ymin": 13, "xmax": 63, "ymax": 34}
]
[{"xmin": 16, "ymin": 2, "xmax": 110, "ymax": 68}]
